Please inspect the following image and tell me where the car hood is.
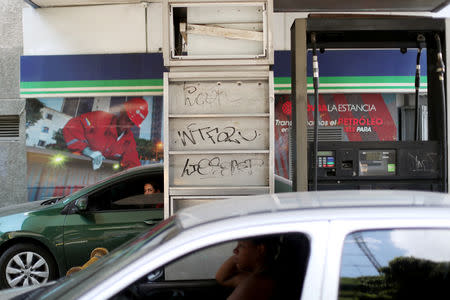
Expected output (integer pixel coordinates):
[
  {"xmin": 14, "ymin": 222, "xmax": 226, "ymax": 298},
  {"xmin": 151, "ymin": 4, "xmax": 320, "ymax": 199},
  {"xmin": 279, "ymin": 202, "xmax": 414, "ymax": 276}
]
[
  {"xmin": 0, "ymin": 199, "xmax": 54, "ymax": 218},
  {"xmin": 0, "ymin": 281, "xmax": 55, "ymax": 299}
]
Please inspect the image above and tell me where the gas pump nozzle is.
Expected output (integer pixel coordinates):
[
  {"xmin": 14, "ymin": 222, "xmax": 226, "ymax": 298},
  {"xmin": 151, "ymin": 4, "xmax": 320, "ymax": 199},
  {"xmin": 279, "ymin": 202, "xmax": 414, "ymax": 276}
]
[{"xmin": 414, "ymin": 34, "xmax": 426, "ymax": 141}]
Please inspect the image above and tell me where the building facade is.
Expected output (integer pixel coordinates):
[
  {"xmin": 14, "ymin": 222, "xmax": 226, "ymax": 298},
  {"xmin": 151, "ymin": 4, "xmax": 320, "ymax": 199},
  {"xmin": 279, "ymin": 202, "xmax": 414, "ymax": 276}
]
[{"xmin": 1, "ymin": 1, "xmax": 449, "ymax": 206}]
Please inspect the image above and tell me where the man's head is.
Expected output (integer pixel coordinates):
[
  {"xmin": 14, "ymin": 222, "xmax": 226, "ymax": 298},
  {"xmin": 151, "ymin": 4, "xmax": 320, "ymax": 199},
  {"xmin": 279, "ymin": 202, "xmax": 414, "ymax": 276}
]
[
  {"xmin": 117, "ymin": 98, "xmax": 149, "ymax": 134},
  {"xmin": 124, "ymin": 97, "xmax": 148, "ymax": 128},
  {"xmin": 233, "ymin": 236, "xmax": 279, "ymax": 272},
  {"xmin": 144, "ymin": 182, "xmax": 160, "ymax": 194},
  {"xmin": 233, "ymin": 240, "xmax": 261, "ymax": 272}
]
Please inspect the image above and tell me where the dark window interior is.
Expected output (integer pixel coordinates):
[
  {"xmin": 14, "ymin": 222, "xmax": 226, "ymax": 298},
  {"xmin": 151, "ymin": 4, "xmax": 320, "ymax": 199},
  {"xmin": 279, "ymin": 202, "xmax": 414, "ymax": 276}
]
[
  {"xmin": 76, "ymin": 98, "xmax": 94, "ymax": 116},
  {"xmin": 62, "ymin": 98, "xmax": 78, "ymax": 117},
  {"xmin": 86, "ymin": 174, "xmax": 164, "ymax": 211}
]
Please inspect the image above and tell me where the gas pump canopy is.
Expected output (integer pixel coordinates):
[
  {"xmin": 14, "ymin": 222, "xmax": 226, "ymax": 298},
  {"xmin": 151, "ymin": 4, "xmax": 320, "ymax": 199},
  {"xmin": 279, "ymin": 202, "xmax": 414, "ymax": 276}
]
[{"xmin": 23, "ymin": 0, "xmax": 450, "ymax": 13}]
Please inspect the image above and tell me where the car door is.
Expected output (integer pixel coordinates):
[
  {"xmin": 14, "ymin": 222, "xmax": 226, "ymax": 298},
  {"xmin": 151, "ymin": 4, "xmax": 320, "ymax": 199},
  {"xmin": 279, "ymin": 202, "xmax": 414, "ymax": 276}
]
[
  {"xmin": 62, "ymin": 174, "xmax": 164, "ymax": 270},
  {"xmin": 103, "ymin": 220, "xmax": 329, "ymax": 300}
]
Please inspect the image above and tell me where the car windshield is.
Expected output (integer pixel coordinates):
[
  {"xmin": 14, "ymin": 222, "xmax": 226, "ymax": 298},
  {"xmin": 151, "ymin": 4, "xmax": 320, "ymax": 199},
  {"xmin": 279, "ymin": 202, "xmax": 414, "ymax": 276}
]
[{"xmin": 18, "ymin": 216, "xmax": 178, "ymax": 300}]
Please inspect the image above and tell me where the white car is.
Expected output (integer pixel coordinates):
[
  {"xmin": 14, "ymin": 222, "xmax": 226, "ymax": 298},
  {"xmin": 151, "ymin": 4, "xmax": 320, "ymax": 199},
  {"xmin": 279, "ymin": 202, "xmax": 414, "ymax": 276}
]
[{"xmin": 6, "ymin": 190, "xmax": 450, "ymax": 300}]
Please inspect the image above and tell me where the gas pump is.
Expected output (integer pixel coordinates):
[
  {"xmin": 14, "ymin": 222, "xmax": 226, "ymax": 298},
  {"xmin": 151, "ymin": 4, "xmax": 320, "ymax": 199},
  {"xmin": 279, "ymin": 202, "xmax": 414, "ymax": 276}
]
[{"xmin": 291, "ymin": 16, "xmax": 448, "ymax": 192}]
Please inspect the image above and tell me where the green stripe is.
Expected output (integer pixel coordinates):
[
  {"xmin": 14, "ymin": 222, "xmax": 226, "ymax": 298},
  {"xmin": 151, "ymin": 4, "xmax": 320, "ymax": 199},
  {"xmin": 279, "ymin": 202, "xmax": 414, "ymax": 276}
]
[
  {"xmin": 20, "ymin": 79, "xmax": 163, "ymax": 89},
  {"xmin": 20, "ymin": 89, "xmax": 163, "ymax": 94},
  {"xmin": 274, "ymin": 76, "xmax": 428, "ymax": 85},
  {"xmin": 316, "ymin": 86, "xmax": 424, "ymax": 90},
  {"xmin": 275, "ymin": 86, "xmax": 426, "ymax": 90},
  {"xmin": 22, "ymin": 76, "xmax": 426, "ymax": 89},
  {"xmin": 274, "ymin": 77, "xmax": 292, "ymax": 84}
]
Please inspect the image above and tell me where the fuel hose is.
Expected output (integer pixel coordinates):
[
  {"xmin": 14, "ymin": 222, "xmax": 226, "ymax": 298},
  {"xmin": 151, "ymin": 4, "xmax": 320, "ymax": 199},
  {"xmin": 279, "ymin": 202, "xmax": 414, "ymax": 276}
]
[
  {"xmin": 311, "ymin": 33, "xmax": 319, "ymax": 191},
  {"xmin": 434, "ymin": 33, "xmax": 448, "ymax": 192}
]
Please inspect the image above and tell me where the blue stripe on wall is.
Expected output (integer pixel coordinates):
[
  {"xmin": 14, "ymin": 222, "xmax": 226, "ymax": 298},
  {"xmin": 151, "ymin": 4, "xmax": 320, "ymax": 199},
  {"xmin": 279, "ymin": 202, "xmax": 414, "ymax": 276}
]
[
  {"xmin": 274, "ymin": 49, "xmax": 428, "ymax": 77},
  {"xmin": 21, "ymin": 50, "xmax": 427, "ymax": 82},
  {"xmin": 20, "ymin": 53, "xmax": 167, "ymax": 82}
]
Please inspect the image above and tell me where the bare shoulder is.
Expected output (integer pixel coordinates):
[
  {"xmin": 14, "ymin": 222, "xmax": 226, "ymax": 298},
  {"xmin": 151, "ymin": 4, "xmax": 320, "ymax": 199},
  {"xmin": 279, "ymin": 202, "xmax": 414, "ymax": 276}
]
[{"xmin": 228, "ymin": 274, "xmax": 275, "ymax": 300}]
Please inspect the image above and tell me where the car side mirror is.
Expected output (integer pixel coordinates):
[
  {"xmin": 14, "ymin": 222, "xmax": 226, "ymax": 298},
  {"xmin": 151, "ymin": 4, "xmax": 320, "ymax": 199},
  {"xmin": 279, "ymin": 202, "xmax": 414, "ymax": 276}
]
[{"xmin": 75, "ymin": 197, "xmax": 88, "ymax": 212}]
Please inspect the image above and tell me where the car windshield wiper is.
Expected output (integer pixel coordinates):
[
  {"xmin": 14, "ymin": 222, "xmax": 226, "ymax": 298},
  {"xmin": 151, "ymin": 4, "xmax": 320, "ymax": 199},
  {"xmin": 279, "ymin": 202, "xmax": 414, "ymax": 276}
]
[{"xmin": 40, "ymin": 196, "xmax": 64, "ymax": 206}]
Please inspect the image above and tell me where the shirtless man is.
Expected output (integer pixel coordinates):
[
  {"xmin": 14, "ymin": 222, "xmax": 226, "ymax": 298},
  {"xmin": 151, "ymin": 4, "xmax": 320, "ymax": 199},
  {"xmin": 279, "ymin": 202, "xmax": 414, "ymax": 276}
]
[{"xmin": 216, "ymin": 237, "xmax": 278, "ymax": 300}]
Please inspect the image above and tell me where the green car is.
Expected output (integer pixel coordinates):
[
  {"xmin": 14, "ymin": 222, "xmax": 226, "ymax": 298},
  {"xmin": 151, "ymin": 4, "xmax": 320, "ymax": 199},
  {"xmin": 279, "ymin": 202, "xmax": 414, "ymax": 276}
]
[{"xmin": 0, "ymin": 163, "xmax": 163, "ymax": 289}]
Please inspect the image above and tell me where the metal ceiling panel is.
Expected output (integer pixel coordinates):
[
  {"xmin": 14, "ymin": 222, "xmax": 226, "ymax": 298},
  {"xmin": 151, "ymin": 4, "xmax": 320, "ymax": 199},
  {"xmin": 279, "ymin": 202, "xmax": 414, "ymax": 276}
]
[
  {"xmin": 26, "ymin": 0, "xmax": 141, "ymax": 8},
  {"xmin": 25, "ymin": 0, "xmax": 450, "ymax": 12},
  {"xmin": 275, "ymin": 0, "xmax": 450, "ymax": 12}
]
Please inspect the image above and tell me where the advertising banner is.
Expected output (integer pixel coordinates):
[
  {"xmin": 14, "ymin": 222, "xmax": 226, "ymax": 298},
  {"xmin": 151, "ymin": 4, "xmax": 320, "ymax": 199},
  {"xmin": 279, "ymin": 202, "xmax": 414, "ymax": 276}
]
[
  {"xmin": 275, "ymin": 93, "xmax": 399, "ymax": 179},
  {"xmin": 26, "ymin": 96, "xmax": 163, "ymax": 201},
  {"xmin": 307, "ymin": 93, "xmax": 398, "ymax": 141}
]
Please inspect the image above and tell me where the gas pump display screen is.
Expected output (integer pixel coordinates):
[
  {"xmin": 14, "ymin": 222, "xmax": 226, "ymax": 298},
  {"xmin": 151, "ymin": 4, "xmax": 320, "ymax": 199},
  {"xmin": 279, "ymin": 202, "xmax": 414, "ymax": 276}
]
[{"xmin": 359, "ymin": 150, "xmax": 396, "ymax": 176}]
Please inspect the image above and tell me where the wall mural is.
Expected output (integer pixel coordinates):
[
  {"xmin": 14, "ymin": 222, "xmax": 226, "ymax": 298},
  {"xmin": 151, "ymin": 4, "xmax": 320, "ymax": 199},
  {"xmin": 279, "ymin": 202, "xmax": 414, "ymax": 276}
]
[
  {"xmin": 26, "ymin": 93, "xmax": 398, "ymax": 201},
  {"xmin": 26, "ymin": 96, "xmax": 163, "ymax": 201}
]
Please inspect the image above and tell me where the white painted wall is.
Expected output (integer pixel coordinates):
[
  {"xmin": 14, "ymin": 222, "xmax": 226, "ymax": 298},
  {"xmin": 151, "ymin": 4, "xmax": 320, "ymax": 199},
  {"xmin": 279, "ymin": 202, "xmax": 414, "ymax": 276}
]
[
  {"xmin": 22, "ymin": 3, "xmax": 450, "ymax": 55},
  {"xmin": 23, "ymin": 4, "xmax": 147, "ymax": 55},
  {"xmin": 273, "ymin": 12, "xmax": 308, "ymax": 51},
  {"xmin": 147, "ymin": 2, "xmax": 163, "ymax": 52}
]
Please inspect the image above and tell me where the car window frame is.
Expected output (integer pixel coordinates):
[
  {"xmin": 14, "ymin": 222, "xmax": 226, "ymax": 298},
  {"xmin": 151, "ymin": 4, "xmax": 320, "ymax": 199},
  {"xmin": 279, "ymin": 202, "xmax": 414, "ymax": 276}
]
[
  {"xmin": 84, "ymin": 173, "xmax": 163, "ymax": 212},
  {"xmin": 61, "ymin": 169, "xmax": 163, "ymax": 215},
  {"xmin": 61, "ymin": 164, "xmax": 163, "ymax": 206}
]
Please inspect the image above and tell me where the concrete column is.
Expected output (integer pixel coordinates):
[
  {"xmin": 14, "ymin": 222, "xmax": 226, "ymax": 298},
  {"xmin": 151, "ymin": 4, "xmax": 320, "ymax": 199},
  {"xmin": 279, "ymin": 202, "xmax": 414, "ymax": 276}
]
[
  {"xmin": 0, "ymin": 1, "xmax": 28, "ymax": 206},
  {"xmin": 290, "ymin": 19, "xmax": 308, "ymax": 191}
]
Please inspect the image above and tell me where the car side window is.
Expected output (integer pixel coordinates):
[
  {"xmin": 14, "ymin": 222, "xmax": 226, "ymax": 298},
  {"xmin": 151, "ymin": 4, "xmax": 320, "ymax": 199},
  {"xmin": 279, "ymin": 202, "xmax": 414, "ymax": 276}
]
[
  {"xmin": 86, "ymin": 175, "xmax": 164, "ymax": 211},
  {"xmin": 339, "ymin": 229, "xmax": 450, "ymax": 299},
  {"xmin": 111, "ymin": 233, "xmax": 310, "ymax": 300}
]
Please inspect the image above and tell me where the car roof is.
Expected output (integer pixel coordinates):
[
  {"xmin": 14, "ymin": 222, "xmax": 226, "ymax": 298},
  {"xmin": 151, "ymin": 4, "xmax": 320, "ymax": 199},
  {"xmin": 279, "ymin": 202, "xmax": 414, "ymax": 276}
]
[
  {"xmin": 176, "ymin": 190, "xmax": 450, "ymax": 229},
  {"xmin": 107, "ymin": 162, "xmax": 163, "ymax": 177}
]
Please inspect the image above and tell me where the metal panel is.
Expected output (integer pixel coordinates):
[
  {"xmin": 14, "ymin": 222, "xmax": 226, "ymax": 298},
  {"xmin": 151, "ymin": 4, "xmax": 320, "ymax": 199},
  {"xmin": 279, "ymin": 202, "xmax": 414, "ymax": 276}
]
[
  {"xmin": 274, "ymin": 0, "xmax": 449, "ymax": 12},
  {"xmin": 163, "ymin": 0, "xmax": 274, "ymax": 66},
  {"xmin": 168, "ymin": 79, "xmax": 269, "ymax": 114},
  {"xmin": 29, "ymin": 0, "xmax": 141, "ymax": 7},
  {"xmin": 170, "ymin": 195, "xmax": 227, "ymax": 214},
  {"xmin": 169, "ymin": 153, "xmax": 270, "ymax": 186},
  {"xmin": 163, "ymin": 1, "xmax": 274, "ymax": 217},
  {"xmin": 26, "ymin": 0, "xmax": 449, "ymax": 13},
  {"xmin": 169, "ymin": 186, "xmax": 270, "ymax": 196},
  {"xmin": 164, "ymin": 72, "xmax": 170, "ymax": 218},
  {"xmin": 169, "ymin": 117, "xmax": 270, "ymax": 151},
  {"xmin": 291, "ymin": 18, "xmax": 308, "ymax": 191},
  {"xmin": 171, "ymin": 2, "xmax": 266, "ymax": 58},
  {"xmin": 186, "ymin": 5, "xmax": 264, "ymax": 56},
  {"xmin": 166, "ymin": 71, "xmax": 273, "ymax": 198}
]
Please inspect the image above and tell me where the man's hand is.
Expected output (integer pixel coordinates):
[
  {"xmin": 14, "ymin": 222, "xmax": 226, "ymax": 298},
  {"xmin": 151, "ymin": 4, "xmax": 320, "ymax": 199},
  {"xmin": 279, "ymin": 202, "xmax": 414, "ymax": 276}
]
[{"xmin": 82, "ymin": 147, "xmax": 105, "ymax": 170}]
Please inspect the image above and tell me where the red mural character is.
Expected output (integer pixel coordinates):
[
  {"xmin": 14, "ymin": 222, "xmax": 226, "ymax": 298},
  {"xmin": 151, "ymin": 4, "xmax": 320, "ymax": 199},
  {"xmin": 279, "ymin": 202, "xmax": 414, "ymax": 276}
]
[{"xmin": 63, "ymin": 97, "xmax": 148, "ymax": 170}]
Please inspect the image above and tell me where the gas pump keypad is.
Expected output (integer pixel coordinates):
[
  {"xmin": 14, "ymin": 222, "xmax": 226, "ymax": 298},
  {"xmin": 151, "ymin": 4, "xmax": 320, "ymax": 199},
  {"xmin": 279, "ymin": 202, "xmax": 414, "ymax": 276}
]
[{"xmin": 317, "ymin": 151, "xmax": 335, "ymax": 168}]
